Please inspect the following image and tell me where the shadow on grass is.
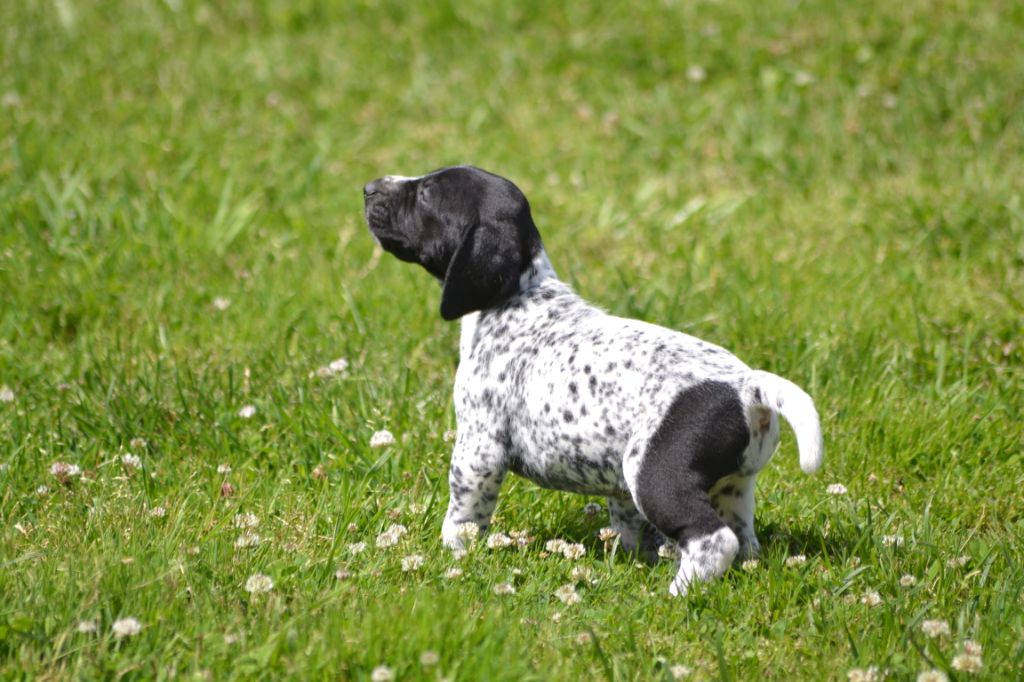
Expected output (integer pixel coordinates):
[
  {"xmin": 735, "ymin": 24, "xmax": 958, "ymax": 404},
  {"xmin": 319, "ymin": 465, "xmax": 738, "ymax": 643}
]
[
  {"xmin": 758, "ymin": 520, "xmax": 862, "ymax": 562},
  {"xmin": 503, "ymin": 486, "xmax": 861, "ymax": 565},
  {"xmin": 523, "ymin": 515, "xmax": 861, "ymax": 567}
]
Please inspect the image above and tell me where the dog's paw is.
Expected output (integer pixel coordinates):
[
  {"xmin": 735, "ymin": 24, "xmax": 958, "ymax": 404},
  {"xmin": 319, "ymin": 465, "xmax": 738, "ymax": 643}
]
[
  {"xmin": 441, "ymin": 519, "xmax": 481, "ymax": 552},
  {"xmin": 668, "ymin": 573, "xmax": 690, "ymax": 597},
  {"xmin": 667, "ymin": 527, "xmax": 740, "ymax": 596}
]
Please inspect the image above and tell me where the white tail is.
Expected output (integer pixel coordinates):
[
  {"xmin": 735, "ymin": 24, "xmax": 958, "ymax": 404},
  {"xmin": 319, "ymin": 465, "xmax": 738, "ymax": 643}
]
[{"xmin": 748, "ymin": 370, "xmax": 823, "ymax": 474}]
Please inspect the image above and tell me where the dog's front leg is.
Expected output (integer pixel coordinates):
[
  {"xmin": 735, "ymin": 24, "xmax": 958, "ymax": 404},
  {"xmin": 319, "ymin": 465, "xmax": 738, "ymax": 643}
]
[
  {"xmin": 607, "ymin": 496, "xmax": 663, "ymax": 563},
  {"xmin": 440, "ymin": 433, "xmax": 508, "ymax": 551}
]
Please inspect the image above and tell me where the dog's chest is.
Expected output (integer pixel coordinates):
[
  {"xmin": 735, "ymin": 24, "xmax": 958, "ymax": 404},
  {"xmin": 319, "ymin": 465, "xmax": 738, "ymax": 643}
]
[{"xmin": 455, "ymin": 308, "xmax": 627, "ymax": 495}]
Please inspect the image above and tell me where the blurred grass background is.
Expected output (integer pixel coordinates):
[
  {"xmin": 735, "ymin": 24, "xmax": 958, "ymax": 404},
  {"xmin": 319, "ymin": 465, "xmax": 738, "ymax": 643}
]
[{"xmin": 1, "ymin": 0, "xmax": 1022, "ymax": 679}]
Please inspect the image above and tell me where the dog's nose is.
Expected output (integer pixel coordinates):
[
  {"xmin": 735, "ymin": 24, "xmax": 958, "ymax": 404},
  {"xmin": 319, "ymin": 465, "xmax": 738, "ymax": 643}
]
[{"xmin": 363, "ymin": 179, "xmax": 381, "ymax": 197}]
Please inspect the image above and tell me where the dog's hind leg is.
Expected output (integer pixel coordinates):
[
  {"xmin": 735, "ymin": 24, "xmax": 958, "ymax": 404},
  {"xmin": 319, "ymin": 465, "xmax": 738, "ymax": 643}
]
[
  {"xmin": 639, "ymin": 484, "xmax": 740, "ymax": 597},
  {"xmin": 629, "ymin": 381, "xmax": 752, "ymax": 595},
  {"xmin": 710, "ymin": 475, "xmax": 761, "ymax": 560}
]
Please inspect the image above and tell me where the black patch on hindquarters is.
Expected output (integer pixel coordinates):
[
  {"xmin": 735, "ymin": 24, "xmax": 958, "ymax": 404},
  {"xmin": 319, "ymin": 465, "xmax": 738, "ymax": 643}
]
[{"xmin": 635, "ymin": 381, "xmax": 750, "ymax": 542}]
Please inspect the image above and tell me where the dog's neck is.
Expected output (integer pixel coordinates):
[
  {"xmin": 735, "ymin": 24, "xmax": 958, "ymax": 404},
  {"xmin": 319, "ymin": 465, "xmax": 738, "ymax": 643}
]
[
  {"xmin": 518, "ymin": 250, "xmax": 558, "ymax": 293},
  {"xmin": 459, "ymin": 249, "xmax": 560, "ymax": 358}
]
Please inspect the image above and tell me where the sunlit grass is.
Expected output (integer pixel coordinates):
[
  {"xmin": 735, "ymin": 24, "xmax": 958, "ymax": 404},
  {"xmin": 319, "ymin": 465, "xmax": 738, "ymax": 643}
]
[{"xmin": 1, "ymin": 0, "xmax": 1022, "ymax": 679}]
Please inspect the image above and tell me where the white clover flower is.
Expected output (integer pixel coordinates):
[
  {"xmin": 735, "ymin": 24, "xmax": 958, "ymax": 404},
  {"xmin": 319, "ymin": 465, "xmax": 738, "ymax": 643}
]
[
  {"xmin": 827, "ymin": 483, "xmax": 848, "ymax": 495},
  {"xmin": 509, "ymin": 529, "xmax": 532, "ymax": 547},
  {"xmin": 120, "ymin": 453, "xmax": 142, "ymax": 470},
  {"xmin": 921, "ymin": 619, "xmax": 950, "ymax": 638},
  {"xmin": 493, "ymin": 582, "xmax": 516, "ymax": 595},
  {"xmin": 76, "ymin": 619, "xmax": 98, "ymax": 634},
  {"xmin": 369, "ymin": 429, "xmax": 395, "ymax": 448},
  {"xmin": 554, "ymin": 583, "xmax": 581, "ymax": 605},
  {"xmin": 346, "ymin": 542, "xmax": 367, "ymax": 555},
  {"xmin": 111, "ymin": 617, "xmax": 142, "ymax": 638},
  {"xmin": 597, "ymin": 527, "xmax": 619, "ymax": 542},
  {"xmin": 963, "ymin": 640, "xmax": 982, "ymax": 656},
  {"xmin": 742, "ymin": 559, "xmax": 760, "ymax": 571},
  {"xmin": 407, "ymin": 502, "xmax": 427, "ymax": 515},
  {"xmin": 658, "ymin": 544, "xmax": 680, "ymax": 559},
  {"xmin": 562, "ymin": 543, "xmax": 586, "ymax": 560},
  {"xmin": 375, "ymin": 533, "xmax": 399, "ymax": 549},
  {"xmin": 947, "ymin": 555, "xmax": 969, "ymax": 568},
  {"xmin": 570, "ymin": 565, "xmax": 592, "ymax": 582},
  {"xmin": 234, "ymin": 531, "xmax": 261, "ymax": 549},
  {"xmin": 50, "ymin": 462, "xmax": 82, "ymax": 479},
  {"xmin": 420, "ymin": 650, "xmax": 440, "ymax": 666},
  {"xmin": 847, "ymin": 666, "xmax": 882, "ymax": 682},
  {"xmin": 670, "ymin": 664, "xmax": 693, "ymax": 680},
  {"xmin": 401, "ymin": 554, "xmax": 425, "ymax": 572},
  {"xmin": 244, "ymin": 573, "xmax": 273, "ymax": 594},
  {"xmin": 375, "ymin": 524, "xmax": 408, "ymax": 549},
  {"xmin": 0, "ymin": 385, "xmax": 14, "ymax": 402},
  {"xmin": 129, "ymin": 438, "xmax": 147, "ymax": 450},
  {"xmin": 486, "ymin": 532, "xmax": 514, "ymax": 549},
  {"xmin": 881, "ymin": 534, "xmax": 904, "ymax": 547},
  {"xmin": 452, "ymin": 548, "xmax": 467, "ymax": 561},
  {"xmin": 314, "ymin": 357, "xmax": 349, "ymax": 378},
  {"xmin": 334, "ymin": 568, "xmax": 351, "ymax": 580},
  {"xmin": 233, "ymin": 513, "xmax": 260, "ymax": 529},
  {"xmin": 442, "ymin": 429, "xmax": 457, "ymax": 442},
  {"xmin": 575, "ymin": 632, "xmax": 592, "ymax": 645},
  {"xmin": 149, "ymin": 506, "xmax": 167, "ymax": 519},
  {"xmin": 686, "ymin": 65, "xmax": 707, "ymax": 83},
  {"xmin": 455, "ymin": 522, "xmax": 479, "ymax": 544},
  {"xmin": 951, "ymin": 654, "xmax": 983, "ymax": 673},
  {"xmin": 217, "ymin": 463, "xmax": 232, "ymax": 474},
  {"xmin": 370, "ymin": 665, "xmax": 394, "ymax": 682},
  {"xmin": 545, "ymin": 539, "xmax": 568, "ymax": 554},
  {"xmin": 860, "ymin": 591, "xmax": 882, "ymax": 607},
  {"xmin": 794, "ymin": 70, "xmax": 815, "ymax": 87},
  {"xmin": 785, "ymin": 555, "xmax": 807, "ymax": 567},
  {"xmin": 900, "ymin": 574, "xmax": 917, "ymax": 587},
  {"xmin": 212, "ymin": 297, "xmax": 232, "ymax": 311},
  {"xmin": 238, "ymin": 405, "xmax": 256, "ymax": 419},
  {"xmin": 444, "ymin": 567, "xmax": 463, "ymax": 579},
  {"xmin": 36, "ymin": 485, "xmax": 50, "ymax": 496},
  {"xmin": 916, "ymin": 670, "xmax": 948, "ymax": 682},
  {"xmin": 582, "ymin": 502, "xmax": 603, "ymax": 516}
]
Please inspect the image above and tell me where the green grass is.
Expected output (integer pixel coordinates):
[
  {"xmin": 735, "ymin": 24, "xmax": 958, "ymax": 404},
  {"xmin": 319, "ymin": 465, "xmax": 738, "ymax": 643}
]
[{"xmin": 2, "ymin": 0, "xmax": 1023, "ymax": 679}]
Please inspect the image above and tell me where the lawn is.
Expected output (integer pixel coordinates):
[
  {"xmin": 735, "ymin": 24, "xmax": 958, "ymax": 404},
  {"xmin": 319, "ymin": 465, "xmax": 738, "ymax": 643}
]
[{"xmin": 1, "ymin": 0, "xmax": 1022, "ymax": 679}]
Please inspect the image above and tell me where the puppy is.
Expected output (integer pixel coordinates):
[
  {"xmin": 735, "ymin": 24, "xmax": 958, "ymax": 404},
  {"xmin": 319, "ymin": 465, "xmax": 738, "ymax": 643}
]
[{"xmin": 363, "ymin": 166, "xmax": 823, "ymax": 595}]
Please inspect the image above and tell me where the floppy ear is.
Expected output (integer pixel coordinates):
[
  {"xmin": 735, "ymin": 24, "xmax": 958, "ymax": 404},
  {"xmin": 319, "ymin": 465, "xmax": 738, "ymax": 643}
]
[{"xmin": 439, "ymin": 223, "xmax": 525, "ymax": 321}]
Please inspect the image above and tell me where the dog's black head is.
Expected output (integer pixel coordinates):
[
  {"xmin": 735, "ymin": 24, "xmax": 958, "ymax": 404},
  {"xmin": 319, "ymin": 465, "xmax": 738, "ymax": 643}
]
[{"xmin": 363, "ymin": 166, "xmax": 543, "ymax": 321}]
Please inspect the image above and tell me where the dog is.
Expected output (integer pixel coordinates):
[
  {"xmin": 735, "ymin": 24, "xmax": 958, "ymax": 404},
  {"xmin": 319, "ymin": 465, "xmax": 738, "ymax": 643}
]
[{"xmin": 363, "ymin": 166, "xmax": 823, "ymax": 595}]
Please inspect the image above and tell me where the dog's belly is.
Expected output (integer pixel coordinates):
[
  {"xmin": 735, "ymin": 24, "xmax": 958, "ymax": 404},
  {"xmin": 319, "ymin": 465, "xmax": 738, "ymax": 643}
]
[
  {"xmin": 506, "ymin": 442, "xmax": 627, "ymax": 496},
  {"xmin": 504, "ymin": 410, "xmax": 630, "ymax": 496}
]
